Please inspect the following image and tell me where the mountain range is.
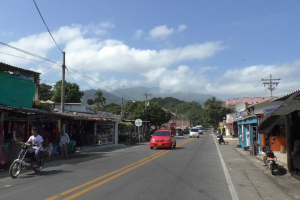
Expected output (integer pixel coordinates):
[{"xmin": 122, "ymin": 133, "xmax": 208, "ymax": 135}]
[{"xmin": 82, "ymin": 87, "xmax": 214, "ymax": 105}]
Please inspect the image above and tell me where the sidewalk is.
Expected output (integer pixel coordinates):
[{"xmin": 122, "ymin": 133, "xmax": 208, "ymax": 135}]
[
  {"xmin": 224, "ymin": 136, "xmax": 288, "ymax": 166},
  {"xmin": 223, "ymin": 135, "xmax": 300, "ymax": 199}
]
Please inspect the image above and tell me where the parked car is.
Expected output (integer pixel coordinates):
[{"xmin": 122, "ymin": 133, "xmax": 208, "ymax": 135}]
[
  {"xmin": 189, "ymin": 128, "xmax": 199, "ymax": 138},
  {"xmin": 150, "ymin": 130, "xmax": 176, "ymax": 149}
]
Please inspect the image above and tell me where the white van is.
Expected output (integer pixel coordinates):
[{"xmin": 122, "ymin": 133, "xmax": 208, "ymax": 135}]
[
  {"xmin": 189, "ymin": 128, "xmax": 199, "ymax": 138},
  {"xmin": 196, "ymin": 125, "xmax": 203, "ymax": 135}
]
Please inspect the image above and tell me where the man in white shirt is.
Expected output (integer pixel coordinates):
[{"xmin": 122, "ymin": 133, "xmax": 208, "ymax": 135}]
[
  {"xmin": 59, "ymin": 131, "xmax": 70, "ymax": 159},
  {"xmin": 27, "ymin": 127, "xmax": 44, "ymax": 167}
]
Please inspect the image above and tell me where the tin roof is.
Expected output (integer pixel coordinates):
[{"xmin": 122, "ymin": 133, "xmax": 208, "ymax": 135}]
[
  {"xmin": 0, "ymin": 62, "xmax": 40, "ymax": 75},
  {"xmin": 270, "ymin": 88, "xmax": 300, "ymax": 102}
]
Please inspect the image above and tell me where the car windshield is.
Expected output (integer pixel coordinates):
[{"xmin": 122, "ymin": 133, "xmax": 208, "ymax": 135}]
[
  {"xmin": 190, "ymin": 129, "xmax": 198, "ymax": 132},
  {"xmin": 153, "ymin": 131, "xmax": 170, "ymax": 136}
]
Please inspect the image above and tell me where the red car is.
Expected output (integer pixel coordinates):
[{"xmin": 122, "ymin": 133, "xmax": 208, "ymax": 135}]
[{"xmin": 150, "ymin": 130, "xmax": 176, "ymax": 149}]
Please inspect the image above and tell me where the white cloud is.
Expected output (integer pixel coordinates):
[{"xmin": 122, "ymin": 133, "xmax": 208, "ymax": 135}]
[
  {"xmin": 177, "ymin": 24, "xmax": 187, "ymax": 32},
  {"xmin": 134, "ymin": 29, "xmax": 144, "ymax": 39},
  {"xmin": 148, "ymin": 25, "xmax": 174, "ymax": 39},
  {"xmin": 5, "ymin": 23, "xmax": 299, "ymax": 99}
]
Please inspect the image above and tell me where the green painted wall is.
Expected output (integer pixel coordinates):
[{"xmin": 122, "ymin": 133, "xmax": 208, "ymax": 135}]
[{"xmin": 0, "ymin": 71, "xmax": 35, "ymax": 108}]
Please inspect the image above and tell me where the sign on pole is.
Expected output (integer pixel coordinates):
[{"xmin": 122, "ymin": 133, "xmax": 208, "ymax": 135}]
[{"xmin": 135, "ymin": 119, "xmax": 142, "ymax": 127}]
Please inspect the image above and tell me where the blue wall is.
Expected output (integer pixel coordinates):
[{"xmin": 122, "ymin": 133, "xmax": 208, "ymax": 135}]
[{"xmin": 237, "ymin": 117, "xmax": 258, "ymax": 150}]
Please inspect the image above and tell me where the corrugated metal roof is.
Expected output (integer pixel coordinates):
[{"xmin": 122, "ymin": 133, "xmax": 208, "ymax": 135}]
[
  {"xmin": 0, "ymin": 62, "xmax": 40, "ymax": 75},
  {"xmin": 270, "ymin": 88, "xmax": 300, "ymax": 102}
]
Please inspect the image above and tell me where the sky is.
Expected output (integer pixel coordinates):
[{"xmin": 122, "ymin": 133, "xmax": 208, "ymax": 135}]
[{"xmin": 1, "ymin": 0, "xmax": 300, "ymax": 101}]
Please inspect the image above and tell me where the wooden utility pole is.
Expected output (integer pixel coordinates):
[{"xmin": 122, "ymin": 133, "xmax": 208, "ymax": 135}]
[
  {"xmin": 61, "ymin": 52, "xmax": 66, "ymax": 113},
  {"xmin": 261, "ymin": 74, "xmax": 280, "ymax": 98}
]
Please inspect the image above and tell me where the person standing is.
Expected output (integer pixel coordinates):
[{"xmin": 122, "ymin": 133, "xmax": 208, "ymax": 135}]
[
  {"xmin": 59, "ymin": 131, "xmax": 69, "ymax": 159},
  {"xmin": 27, "ymin": 127, "xmax": 44, "ymax": 167}
]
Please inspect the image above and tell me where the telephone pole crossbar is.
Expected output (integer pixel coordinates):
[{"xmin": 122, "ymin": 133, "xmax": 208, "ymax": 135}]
[{"xmin": 261, "ymin": 74, "xmax": 280, "ymax": 98}]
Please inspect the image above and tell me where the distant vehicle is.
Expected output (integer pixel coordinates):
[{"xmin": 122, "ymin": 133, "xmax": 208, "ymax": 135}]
[
  {"xmin": 150, "ymin": 130, "xmax": 176, "ymax": 149},
  {"xmin": 196, "ymin": 125, "xmax": 203, "ymax": 135},
  {"xmin": 189, "ymin": 128, "xmax": 199, "ymax": 138}
]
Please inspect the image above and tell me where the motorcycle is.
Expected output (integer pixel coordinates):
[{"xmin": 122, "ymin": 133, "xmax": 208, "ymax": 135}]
[
  {"xmin": 217, "ymin": 135, "xmax": 225, "ymax": 145},
  {"xmin": 9, "ymin": 142, "xmax": 49, "ymax": 178},
  {"xmin": 125, "ymin": 135, "xmax": 138, "ymax": 145},
  {"xmin": 261, "ymin": 145, "xmax": 278, "ymax": 175}
]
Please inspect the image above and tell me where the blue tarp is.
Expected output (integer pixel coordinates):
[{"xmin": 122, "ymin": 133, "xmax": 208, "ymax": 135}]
[{"xmin": 263, "ymin": 104, "xmax": 280, "ymax": 115}]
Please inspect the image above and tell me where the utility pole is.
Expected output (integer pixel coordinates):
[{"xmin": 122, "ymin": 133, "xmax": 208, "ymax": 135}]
[
  {"xmin": 261, "ymin": 74, "xmax": 280, "ymax": 98},
  {"xmin": 61, "ymin": 52, "xmax": 66, "ymax": 113},
  {"xmin": 144, "ymin": 93, "xmax": 152, "ymax": 122},
  {"xmin": 121, "ymin": 85, "xmax": 125, "ymax": 120},
  {"xmin": 144, "ymin": 93, "xmax": 151, "ymax": 140}
]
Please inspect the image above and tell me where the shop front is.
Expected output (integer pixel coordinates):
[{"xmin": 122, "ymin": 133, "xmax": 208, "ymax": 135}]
[
  {"xmin": 258, "ymin": 97, "xmax": 300, "ymax": 173},
  {"xmin": 237, "ymin": 116, "xmax": 258, "ymax": 152},
  {"xmin": 0, "ymin": 105, "xmax": 69, "ymax": 167}
]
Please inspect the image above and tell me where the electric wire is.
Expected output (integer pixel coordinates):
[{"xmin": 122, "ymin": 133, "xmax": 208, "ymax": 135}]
[
  {"xmin": 65, "ymin": 67, "xmax": 95, "ymax": 102},
  {"xmin": 42, "ymin": 69, "xmax": 61, "ymax": 83},
  {"xmin": 0, "ymin": 51, "xmax": 61, "ymax": 66},
  {"xmin": 0, "ymin": 41, "xmax": 58, "ymax": 64},
  {"xmin": 67, "ymin": 66, "xmax": 133, "ymax": 101},
  {"xmin": 41, "ymin": 53, "xmax": 62, "ymax": 73},
  {"xmin": 33, "ymin": 0, "xmax": 63, "ymax": 53}
]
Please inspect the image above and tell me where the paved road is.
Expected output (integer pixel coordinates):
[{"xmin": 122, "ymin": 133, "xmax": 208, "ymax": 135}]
[{"xmin": 0, "ymin": 131, "xmax": 297, "ymax": 200}]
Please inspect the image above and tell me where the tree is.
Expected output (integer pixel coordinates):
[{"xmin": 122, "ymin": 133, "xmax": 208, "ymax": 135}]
[
  {"xmin": 201, "ymin": 97, "xmax": 233, "ymax": 129},
  {"xmin": 92, "ymin": 90, "xmax": 107, "ymax": 111},
  {"xmin": 104, "ymin": 103, "xmax": 121, "ymax": 115},
  {"xmin": 51, "ymin": 81, "xmax": 84, "ymax": 103},
  {"xmin": 39, "ymin": 83, "xmax": 53, "ymax": 101},
  {"xmin": 122, "ymin": 101, "xmax": 172, "ymax": 126}
]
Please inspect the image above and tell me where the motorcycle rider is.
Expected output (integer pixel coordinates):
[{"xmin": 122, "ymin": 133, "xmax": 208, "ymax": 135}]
[{"xmin": 27, "ymin": 127, "xmax": 44, "ymax": 167}]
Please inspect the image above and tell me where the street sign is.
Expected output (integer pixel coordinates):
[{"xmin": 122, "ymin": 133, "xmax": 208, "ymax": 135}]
[
  {"xmin": 219, "ymin": 122, "xmax": 224, "ymax": 127},
  {"xmin": 135, "ymin": 119, "xmax": 142, "ymax": 127}
]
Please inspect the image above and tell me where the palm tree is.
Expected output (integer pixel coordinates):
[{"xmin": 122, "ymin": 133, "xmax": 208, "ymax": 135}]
[
  {"xmin": 94, "ymin": 91, "xmax": 106, "ymax": 106},
  {"xmin": 92, "ymin": 91, "xmax": 106, "ymax": 111}
]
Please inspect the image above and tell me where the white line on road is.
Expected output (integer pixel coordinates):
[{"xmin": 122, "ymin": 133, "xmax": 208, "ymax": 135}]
[{"xmin": 213, "ymin": 134, "xmax": 239, "ymax": 200}]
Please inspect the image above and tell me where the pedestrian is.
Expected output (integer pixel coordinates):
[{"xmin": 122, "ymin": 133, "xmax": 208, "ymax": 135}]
[{"xmin": 59, "ymin": 131, "xmax": 70, "ymax": 159}]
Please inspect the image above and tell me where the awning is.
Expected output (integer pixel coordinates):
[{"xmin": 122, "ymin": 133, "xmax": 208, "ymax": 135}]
[
  {"xmin": 263, "ymin": 104, "xmax": 280, "ymax": 115},
  {"xmin": 258, "ymin": 100, "xmax": 300, "ymax": 133}
]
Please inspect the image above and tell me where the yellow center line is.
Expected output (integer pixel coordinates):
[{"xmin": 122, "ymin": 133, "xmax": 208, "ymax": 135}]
[
  {"xmin": 63, "ymin": 150, "xmax": 171, "ymax": 200},
  {"xmin": 46, "ymin": 138, "xmax": 195, "ymax": 200},
  {"xmin": 46, "ymin": 150, "xmax": 165, "ymax": 200}
]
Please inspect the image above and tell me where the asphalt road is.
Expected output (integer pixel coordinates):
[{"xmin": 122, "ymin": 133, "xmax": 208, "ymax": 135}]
[{"xmin": 0, "ymin": 131, "xmax": 297, "ymax": 200}]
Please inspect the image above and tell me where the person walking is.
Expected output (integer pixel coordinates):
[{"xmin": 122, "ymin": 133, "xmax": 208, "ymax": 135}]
[{"xmin": 59, "ymin": 131, "xmax": 70, "ymax": 159}]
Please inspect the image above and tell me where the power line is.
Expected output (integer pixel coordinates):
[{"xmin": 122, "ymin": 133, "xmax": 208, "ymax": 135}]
[
  {"xmin": 0, "ymin": 51, "xmax": 61, "ymax": 66},
  {"xmin": 41, "ymin": 53, "xmax": 62, "ymax": 73},
  {"xmin": 67, "ymin": 66, "xmax": 133, "ymax": 101},
  {"xmin": 32, "ymin": 0, "xmax": 63, "ymax": 53},
  {"xmin": 65, "ymin": 67, "xmax": 95, "ymax": 102},
  {"xmin": 42, "ymin": 69, "xmax": 61, "ymax": 82},
  {"xmin": 66, "ymin": 66, "xmax": 94, "ymax": 90},
  {"xmin": 0, "ymin": 41, "xmax": 58, "ymax": 64}
]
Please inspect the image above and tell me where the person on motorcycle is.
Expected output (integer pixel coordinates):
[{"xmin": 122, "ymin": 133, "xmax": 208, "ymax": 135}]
[{"xmin": 27, "ymin": 127, "xmax": 44, "ymax": 167}]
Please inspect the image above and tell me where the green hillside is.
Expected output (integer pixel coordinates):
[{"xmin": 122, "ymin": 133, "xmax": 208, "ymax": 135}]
[{"xmin": 151, "ymin": 97, "xmax": 203, "ymax": 125}]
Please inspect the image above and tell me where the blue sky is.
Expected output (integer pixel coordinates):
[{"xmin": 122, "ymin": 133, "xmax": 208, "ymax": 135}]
[{"xmin": 1, "ymin": 0, "xmax": 300, "ymax": 100}]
